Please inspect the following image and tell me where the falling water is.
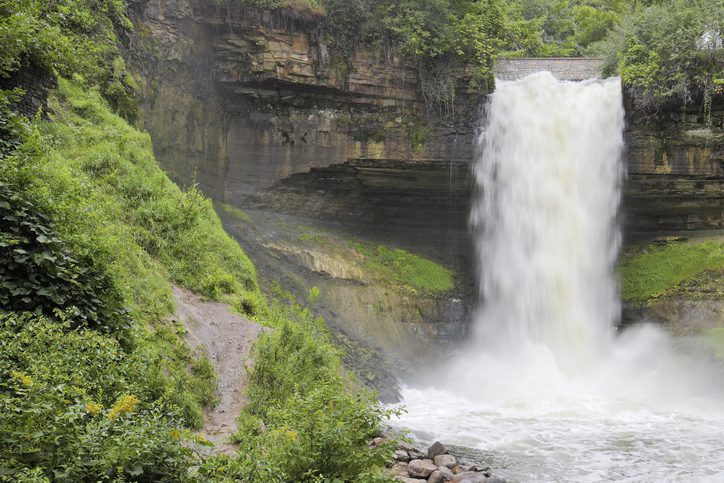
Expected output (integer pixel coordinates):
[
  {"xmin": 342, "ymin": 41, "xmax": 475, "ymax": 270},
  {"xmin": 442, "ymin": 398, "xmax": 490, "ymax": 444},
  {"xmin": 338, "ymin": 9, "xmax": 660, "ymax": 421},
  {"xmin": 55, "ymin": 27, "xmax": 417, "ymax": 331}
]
[
  {"xmin": 393, "ymin": 73, "xmax": 724, "ymax": 482},
  {"xmin": 470, "ymin": 71, "xmax": 623, "ymax": 370}
]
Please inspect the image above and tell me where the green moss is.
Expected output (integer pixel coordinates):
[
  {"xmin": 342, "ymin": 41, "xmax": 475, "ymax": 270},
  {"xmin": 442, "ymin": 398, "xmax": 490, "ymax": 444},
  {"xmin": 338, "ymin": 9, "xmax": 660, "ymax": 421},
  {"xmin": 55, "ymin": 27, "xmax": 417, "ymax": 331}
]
[
  {"xmin": 356, "ymin": 243, "xmax": 453, "ymax": 294},
  {"xmin": 292, "ymin": 223, "xmax": 453, "ymax": 294},
  {"xmin": 410, "ymin": 125, "xmax": 429, "ymax": 151},
  {"xmin": 217, "ymin": 201, "xmax": 253, "ymax": 224},
  {"xmin": 619, "ymin": 240, "xmax": 724, "ymax": 304}
]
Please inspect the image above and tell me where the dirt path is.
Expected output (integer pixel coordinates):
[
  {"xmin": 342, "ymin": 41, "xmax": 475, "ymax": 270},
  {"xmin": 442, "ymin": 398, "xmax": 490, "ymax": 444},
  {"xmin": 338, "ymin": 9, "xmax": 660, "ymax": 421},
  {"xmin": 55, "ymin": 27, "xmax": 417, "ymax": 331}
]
[{"xmin": 172, "ymin": 286, "xmax": 263, "ymax": 454}]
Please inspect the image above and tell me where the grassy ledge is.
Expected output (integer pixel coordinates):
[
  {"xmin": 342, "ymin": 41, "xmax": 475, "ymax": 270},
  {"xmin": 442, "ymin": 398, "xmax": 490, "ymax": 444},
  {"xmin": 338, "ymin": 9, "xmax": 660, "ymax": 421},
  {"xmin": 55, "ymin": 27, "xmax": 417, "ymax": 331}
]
[
  {"xmin": 286, "ymin": 222, "xmax": 454, "ymax": 295},
  {"xmin": 618, "ymin": 239, "xmax": 724, "ymax": 304}
]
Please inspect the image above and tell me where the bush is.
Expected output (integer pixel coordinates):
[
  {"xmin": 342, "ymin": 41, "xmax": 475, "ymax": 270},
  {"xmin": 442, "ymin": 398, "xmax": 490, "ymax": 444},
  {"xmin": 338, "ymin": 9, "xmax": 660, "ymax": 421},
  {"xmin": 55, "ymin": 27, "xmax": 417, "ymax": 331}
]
[
  {"xmin": 0, "ymin": 313, "xmax": 196, "ymax": 482},
  {"xmin": 0, "ymin": 182, "xmax": 129, "ymax": 334},
  {"xmin": 0, "ymin": 0, "xmax": 138, "ymax": 119},
  {"xmin": 201, "ymin": 299, "xmax": 398, "ymax": 482},
  {"xmin": 605, "ymin": 0, "xmax": 723, "ymax": 111}
]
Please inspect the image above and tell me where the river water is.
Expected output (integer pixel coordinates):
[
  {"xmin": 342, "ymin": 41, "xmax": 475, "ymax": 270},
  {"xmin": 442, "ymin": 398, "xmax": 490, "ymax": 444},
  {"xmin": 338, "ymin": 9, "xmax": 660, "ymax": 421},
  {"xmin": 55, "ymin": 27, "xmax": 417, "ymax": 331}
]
[{"xmin": 392, "ymin": 73, "xmax": 724, "ymax": 482}]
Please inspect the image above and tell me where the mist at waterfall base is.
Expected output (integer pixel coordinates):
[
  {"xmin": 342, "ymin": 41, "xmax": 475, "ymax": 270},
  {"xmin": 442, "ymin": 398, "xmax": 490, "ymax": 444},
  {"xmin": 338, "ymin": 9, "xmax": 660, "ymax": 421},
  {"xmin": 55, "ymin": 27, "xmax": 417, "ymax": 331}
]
[{"xmin": 392, "ymin": 73, "xmax": 724, "ymax": 482}]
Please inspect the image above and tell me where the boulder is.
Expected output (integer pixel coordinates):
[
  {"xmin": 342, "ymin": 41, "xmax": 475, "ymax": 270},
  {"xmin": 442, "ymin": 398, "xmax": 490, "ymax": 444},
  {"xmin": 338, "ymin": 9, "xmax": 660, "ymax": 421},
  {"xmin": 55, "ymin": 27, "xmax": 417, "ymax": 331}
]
[
  {"xmin": 438, "ymin": 466, "xmax": 455, "ymax": 479},
  {"xmin": 394, "ymin": 449, "xmax": 411, "ymax": 462},
  {"xmin": 408, "ymin": 459, "xmax": 438, "ymax": 479},
  {"xmin": 485, "ymin": 478, "xmax": 506, "ymax": 483},
  {"xmin": 400, "ymin": 441, "xmax": 418, "ymax": 452},
  {"xmin": 409, "ymin": 449, "xmax": 427, "ymax": 460},
  {"xmin": 428, "ymin": 466, "xmax": 455, "ymax": 482},
  {"xmin": 428, "ymin": 470, "xmax": 447, "ymax": 483},
  {"xmin": 427, "ymin": 441, "xmax": 447, "ymax": 459},
  {"xmin": 369, "ymin": 436, "xmax": 386, "ymax": 448},
  {"xmin": 392, "ymin": 462, "xmax": 409, "ymax": 475},
  {"xmin": 396, "ymin": 477, "xmax": 426, "ymax": 483},
  {"xmin": 434, "ymin": 454, "xmax": 457, "ymax": 468},
  {"xmin": 450, "ymin": 471, "xmax": 487, "ymax": 483}
]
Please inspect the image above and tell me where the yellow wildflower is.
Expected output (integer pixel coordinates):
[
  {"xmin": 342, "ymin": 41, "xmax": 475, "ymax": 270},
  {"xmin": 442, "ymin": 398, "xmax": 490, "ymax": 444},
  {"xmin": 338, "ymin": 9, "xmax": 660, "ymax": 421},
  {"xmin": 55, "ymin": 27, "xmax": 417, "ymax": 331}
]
[
  {"xmin": 107, "ymin": 394, "xmax": 140, "ymax": 420},
  {"xmin": 285, "ymin": 430, "xmax": 298, "ymax": 442},
  {"xmin": 10, "ymin": 371, "xmax": 33, "ymax": 387},
  {"xmin": 85, "ymin": 401, "xmax": 103, "ymax": 416},
  {"xmin": 169, "ymin": 428, "xmax": 182, "ymax": 440}
]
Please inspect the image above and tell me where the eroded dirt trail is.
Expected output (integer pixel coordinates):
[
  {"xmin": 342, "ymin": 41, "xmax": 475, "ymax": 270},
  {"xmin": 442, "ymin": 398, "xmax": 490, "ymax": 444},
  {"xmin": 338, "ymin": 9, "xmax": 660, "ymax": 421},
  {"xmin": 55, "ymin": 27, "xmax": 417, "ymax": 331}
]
[{"xmin": 172, "ymin": 286, "xmax": 263, "ymax": 454}]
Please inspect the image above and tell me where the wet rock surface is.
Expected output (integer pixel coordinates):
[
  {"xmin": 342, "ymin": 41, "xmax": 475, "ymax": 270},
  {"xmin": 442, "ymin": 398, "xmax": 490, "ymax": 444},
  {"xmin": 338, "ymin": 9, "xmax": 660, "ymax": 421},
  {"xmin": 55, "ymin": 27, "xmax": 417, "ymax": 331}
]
[{"xmin": 388, "ymin": 440, "xmax": 503, "ymax": 483}]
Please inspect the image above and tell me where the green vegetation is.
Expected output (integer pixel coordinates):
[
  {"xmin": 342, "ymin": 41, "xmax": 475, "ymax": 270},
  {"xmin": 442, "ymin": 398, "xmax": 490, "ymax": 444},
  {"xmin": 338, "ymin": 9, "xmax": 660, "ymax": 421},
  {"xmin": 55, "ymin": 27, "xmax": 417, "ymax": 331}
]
[
  {"xmin": 0, "ymin": 79, "xmax": 244, "ymax": 479},
  {"xmin": 0, "ymin": 0, "xmax": 138, "ymax": 119},
  {"xmin": 217, "ymin": 201, "xmax": 253, "ymax": 224},
  {"xmin": 201, "ymin": 295, "xmax": 397, "ymax": 481},
  {"xmin": 1, "ymin": 78, "xmax": 394, "ymax": 480},
  {"xmin": 236, "ymin": 0, "xmax": 326, "ymax": 15},
  {"xmin": 234, "ymin": 0, "xmax": 721, "ymax": 114},
  {"xmin": 619, "ymin": 239, "xmax": 724, "ymax": 303},
  {"xmin": 356, "ymin": 244, "xmax": 454, "ymax": 294},
  {"xmin": 605, "ymin": 0, "xmax": 723, "ymax": 112},
  {"xmin": 291, "ymin": 223, "xmax": 454, "ymax": 294}
]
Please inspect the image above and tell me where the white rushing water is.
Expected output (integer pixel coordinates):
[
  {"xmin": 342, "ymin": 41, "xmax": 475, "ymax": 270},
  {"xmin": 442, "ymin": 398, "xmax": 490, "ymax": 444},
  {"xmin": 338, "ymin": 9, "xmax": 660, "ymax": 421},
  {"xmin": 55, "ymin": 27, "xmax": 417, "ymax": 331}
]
[{"xmin": 393, "ymin": 72, "xmax": 724, "ymax": 482}]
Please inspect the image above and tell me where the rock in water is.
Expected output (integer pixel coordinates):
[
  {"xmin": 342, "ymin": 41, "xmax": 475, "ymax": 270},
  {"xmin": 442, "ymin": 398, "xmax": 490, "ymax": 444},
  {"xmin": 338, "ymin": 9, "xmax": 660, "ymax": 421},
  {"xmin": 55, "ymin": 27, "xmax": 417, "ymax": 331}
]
[
  {"xmin": 434, "ymin": 454, "xmax": 457, "ymax": 468},
  {"xmin": 427, "ymin": 441, "xmax": 447, "ymax": 459},
  {"xmin": 407, "ymin": 459, "xmax": 438, "ymax": 478},
  {"xmin": 428, "ymin": 469, "xmax": 447, "ymax": 483}
]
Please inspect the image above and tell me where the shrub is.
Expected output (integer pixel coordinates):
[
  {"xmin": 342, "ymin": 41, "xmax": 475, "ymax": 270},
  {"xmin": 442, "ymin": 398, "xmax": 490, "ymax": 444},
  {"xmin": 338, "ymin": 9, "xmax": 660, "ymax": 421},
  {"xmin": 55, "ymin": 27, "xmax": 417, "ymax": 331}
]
[
  {"xmin": 201, "ymin": 299, "xmax": 398, "ymax": 482},
  {"xmin": 605, "ymin": 0, "xmax": 723, "ymax": 111},
  {"xmin": 0, "ymin": 313, "xmax": 196, "ymax": 482}
]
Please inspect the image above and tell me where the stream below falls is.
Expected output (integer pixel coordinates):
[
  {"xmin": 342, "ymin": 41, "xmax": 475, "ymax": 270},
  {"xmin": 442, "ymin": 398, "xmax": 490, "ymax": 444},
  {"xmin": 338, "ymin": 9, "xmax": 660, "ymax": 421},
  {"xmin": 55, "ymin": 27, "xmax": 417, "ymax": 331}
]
[{"xmin": 391, "ymin": 73, "xmax": 724, "ymax": 482}]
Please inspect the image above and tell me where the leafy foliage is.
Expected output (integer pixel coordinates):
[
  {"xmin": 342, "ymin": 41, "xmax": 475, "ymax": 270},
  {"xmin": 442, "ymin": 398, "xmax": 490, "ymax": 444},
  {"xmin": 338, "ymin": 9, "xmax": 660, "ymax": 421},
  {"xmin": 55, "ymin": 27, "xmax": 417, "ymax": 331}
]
[
  {"xmin": 0, "ymin": 0, "xmax": 138, "ymax": 120},
  {"xmin": 0, "ymin": 313, "xmax": 198, "ymax": 482},
  {"xmin": 29, "ymin": 79, "xmax": 259, "ymax": 312},
  {"xmin": 605, "ymin": 0, "xmax": 723, "ymax": 111},
  {"xmin": 201, "ymin": 298, "xmax": 397, "ymax": 482},
  {"xmin": 0, "ymin": 78, "xmax": 252, "ymax": 478},
  {"xmin": 0, "ymin": 182, "xmax": 128, "ymax": 334}
]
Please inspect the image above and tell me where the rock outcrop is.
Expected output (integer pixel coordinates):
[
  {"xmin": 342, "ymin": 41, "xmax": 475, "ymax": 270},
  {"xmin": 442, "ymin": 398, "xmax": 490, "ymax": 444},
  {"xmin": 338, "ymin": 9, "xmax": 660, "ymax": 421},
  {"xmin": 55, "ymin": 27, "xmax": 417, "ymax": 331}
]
[
  {"xmin": 132, "ymin": 0, "xmax": 479, "ymax": 202},
  {"xmin": 623, "ymin": 90, "xmax": 723, "ymax": 234}
]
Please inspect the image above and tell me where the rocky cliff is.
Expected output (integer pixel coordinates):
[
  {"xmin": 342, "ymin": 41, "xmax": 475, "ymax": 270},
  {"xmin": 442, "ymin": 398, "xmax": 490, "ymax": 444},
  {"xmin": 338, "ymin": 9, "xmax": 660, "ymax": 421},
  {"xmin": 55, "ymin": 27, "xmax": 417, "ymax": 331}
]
[
  {"xmin": 131, "ymin": 1, "xmax": 723, "ymax": 372},
  {"xmin": 133, "ymin": 0, "xmax": 478, "ymax": 199},
  {"xmin": 623, "ymin": 92, "xmax": 723, "ymax": 235}
]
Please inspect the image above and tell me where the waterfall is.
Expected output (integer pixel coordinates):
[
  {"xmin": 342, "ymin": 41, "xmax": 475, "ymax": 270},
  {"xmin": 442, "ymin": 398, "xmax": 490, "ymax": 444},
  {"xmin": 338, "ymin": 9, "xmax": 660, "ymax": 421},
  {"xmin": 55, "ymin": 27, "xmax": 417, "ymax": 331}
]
[
  {"xmin": 393, "ymin": 72, "xmax": 724, "ymax": 482},
  {"xmin": 470, "ymin": 72, "xmax": 624, "ymax": 371}
]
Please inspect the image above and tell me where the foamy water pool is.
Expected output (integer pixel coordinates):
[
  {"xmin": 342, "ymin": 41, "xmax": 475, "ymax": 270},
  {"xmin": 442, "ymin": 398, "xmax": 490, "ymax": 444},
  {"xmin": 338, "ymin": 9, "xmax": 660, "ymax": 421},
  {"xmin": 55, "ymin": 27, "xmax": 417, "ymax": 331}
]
[
  {"xmin": 394, "ymin": 385, "xmax": 724, "ymax": 482},
  {"xmin": 392, "ymin": 327, "xmax": 724, "ymax": 482}
]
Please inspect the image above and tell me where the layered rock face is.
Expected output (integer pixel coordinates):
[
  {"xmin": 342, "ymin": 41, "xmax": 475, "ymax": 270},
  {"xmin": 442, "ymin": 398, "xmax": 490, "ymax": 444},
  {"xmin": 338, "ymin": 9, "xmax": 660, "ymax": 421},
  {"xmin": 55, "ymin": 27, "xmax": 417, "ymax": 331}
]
[
  {"xmin": 623, "ymin": 94, "xmax": 723, "ymax": 234},
  {"xmin": 134, "ymin": 1, "xmax": 478, "ymax": 201}
]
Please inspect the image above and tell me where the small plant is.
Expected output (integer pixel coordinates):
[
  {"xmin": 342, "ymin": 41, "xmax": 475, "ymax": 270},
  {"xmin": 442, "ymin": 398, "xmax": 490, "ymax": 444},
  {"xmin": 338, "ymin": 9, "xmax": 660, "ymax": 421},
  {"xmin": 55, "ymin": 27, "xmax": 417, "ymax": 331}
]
[{"xmin": 306, "ymin": 285, "xmax": 321, "ymax": 304}]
